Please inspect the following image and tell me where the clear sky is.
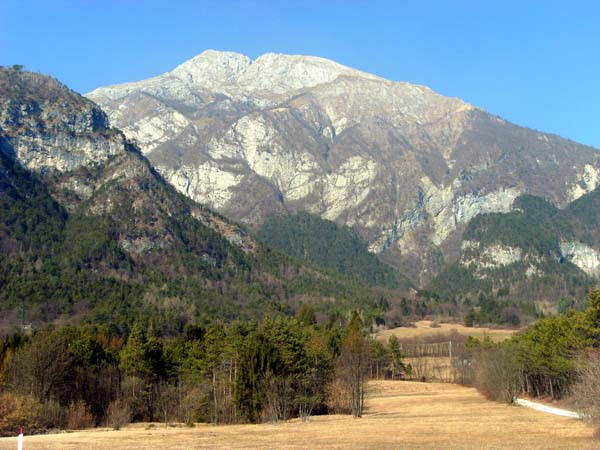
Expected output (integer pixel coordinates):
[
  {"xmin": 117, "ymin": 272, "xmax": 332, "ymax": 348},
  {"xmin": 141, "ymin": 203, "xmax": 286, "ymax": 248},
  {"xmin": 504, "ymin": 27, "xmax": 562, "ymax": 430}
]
[{"xmin": 2, "ymin": 0, "xmax": 599, "ymax": 148}]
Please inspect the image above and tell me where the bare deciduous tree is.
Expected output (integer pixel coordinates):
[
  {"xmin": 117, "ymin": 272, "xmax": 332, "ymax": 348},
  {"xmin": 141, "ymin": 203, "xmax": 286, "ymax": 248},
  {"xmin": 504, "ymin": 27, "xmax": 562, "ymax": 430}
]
[
  {"xmin": 106, "ymin": 399, "xmax": 131, "ymax": 430},
  {"xmin": 571, "ymin": 349, "xmax": 600, "ymax": 426},
  {"xmin": 337, "ymin": 313, "xmax": 371, "ymax": 417},
  {"xmin": 472, "ymin": 346, "xmax": 522, "ymax": 403},
  {"xmin": 263, "ymin": 373, "xmax": 293, "ymax": 422}
]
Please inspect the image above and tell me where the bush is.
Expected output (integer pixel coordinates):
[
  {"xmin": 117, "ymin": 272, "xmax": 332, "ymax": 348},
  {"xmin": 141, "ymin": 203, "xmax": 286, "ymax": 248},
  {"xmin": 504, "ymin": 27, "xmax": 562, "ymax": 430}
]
[
  {"xmin": 121, "ymin": 376, "xmax": 150, "ymax": 421},
  {"xmin": 39, "ymin": 399, "xmax": 66, "ymax": 429},
  {"xmin": 179, "ymin": 386, "xmax": 203, "ymax": 426},
  {"xmin": 0, "ymin": 392, "xmax": 42, "ymax": 437},
  {"xmin": 325, "ymin": 379, "xmax": 352, "ymax": 414},
  {"xmin": 106, "ymin": 399, "xmax": 131, "ymax": 430},
  {"xmin": 67, "ymin": 400, "xmax": 94, "ymax": 430}
]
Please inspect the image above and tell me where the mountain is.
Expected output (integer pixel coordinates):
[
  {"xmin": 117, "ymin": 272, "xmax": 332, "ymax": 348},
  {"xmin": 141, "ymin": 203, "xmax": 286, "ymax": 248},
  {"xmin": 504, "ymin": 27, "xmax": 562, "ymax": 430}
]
[
  {"xmin": 0, "ymin": 67, "xmax": 395, "ymax": 332},
  {"xmin": 87, "ymin": 50, "xmax": 600, "ymax": 285}
]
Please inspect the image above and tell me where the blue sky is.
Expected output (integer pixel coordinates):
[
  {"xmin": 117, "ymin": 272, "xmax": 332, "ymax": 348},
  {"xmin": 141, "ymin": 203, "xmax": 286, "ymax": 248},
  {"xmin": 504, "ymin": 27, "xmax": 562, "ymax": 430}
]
[{"xmin": 2, "ymin": 0, "xmax": 599, "ymax": 148}]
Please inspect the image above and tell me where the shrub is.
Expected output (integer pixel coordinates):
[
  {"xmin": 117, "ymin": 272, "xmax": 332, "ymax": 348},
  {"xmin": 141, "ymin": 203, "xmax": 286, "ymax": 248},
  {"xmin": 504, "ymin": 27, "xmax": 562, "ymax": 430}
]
[
  {"xmin": 472, "ymin": 346, "xmax": 522, "ymax": 402},
  {"xmin": 67, "ymin": 400, "xmax": 94, "ymax": 430},
  {"xmin": 326, "ymin": 379, "xmax": 352, "ymax": 414},
  {"xmin": 39, "ymin": 399, "xmax": 66, "ymax": 429},
  {"xmin": 262, "ymin": 374, "xmax": 293, "ymax": 423},
  {"xmin": 0, "ymin": 392, "xmax": 42, "ymax": 437},
  {"xmin": 179, "ymin": 386, "xmax": 203, "ymax": 426},
  {"xmin": 106, "ymin": 399, "xmax": 131, "ymax": 430}
]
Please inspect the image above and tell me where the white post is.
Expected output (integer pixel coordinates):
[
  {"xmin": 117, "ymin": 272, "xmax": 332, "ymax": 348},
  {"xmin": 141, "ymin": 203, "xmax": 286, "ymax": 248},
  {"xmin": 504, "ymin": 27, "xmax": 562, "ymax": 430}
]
[{"xmin": 17, "ymin": 427, "xmax": 23, "ymax": 450}]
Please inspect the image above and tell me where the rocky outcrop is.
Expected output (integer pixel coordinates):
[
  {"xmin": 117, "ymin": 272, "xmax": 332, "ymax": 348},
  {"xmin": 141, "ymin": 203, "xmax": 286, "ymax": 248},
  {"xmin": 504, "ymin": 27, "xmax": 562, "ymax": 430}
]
[
  {"xmin": 569, "ymin": 164, "xmax": 600, "ymax": 201},
  {"xmin": 0, "ymin": 67, "xmax": 255, "ymax": 255},
  {"xmin": 458, "ymin": 240, "xmax": 548, "ymax": 280},
  {"xmin": 461, "ymin": 241, "xmax": 523, "ymax": 267},
  {"xmin": 0, "ymin": 71, "xmax": 124, "ymax": 176},
  {"xmin": 87, "ymin": 51, "xmax": 600, "ymax": 283},
  {"xmin": 560, "ymin": 242, "xmax": 600, "ymax": 277}
]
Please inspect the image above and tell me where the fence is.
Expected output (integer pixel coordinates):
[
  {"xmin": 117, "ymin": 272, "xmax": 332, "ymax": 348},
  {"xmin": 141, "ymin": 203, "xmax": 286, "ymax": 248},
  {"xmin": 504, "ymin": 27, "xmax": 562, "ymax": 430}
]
[
  {"xmin": 400, "ymin": 341, "xmax": 467, "ymax": 383},
  {"xmin": 398, "ymin": 341, "xmax": 465, "ymax": 358}
]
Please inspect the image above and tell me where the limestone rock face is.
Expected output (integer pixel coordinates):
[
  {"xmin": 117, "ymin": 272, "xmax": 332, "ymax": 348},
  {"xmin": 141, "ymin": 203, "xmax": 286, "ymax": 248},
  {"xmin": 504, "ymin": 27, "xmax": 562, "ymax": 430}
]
[
  {"xmin": 459, "ymin": 240, "xmax": 546, "ymax": 280},
  {"xmin": 560, "ymin": 242, "xmax": 600, "ymax": 277},
  {"xmin": 0, "ymin": 68, "xmax": 254, "ymax": 255},
  {"xmin": 87, "ymin": 50, "xmax": 600, "ymax": 283},
  {"xmin": 0, "ymin": 72, "xmax": 123, "ymax": 175},
  {"xmin": 461, "ymin": 241, "xmax": 523, "ymax": 267}
]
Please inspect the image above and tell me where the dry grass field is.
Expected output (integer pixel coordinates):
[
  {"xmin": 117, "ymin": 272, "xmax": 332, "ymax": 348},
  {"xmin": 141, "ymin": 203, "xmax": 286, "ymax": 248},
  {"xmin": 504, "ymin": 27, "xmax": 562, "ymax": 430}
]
[
  {"xmin": 405, "ymin": 355, "xmax": 455, "ymax": 382},
  {"xmin": 376, "ymin": 320, "xmax": 518, "ymax": 343},
  {"xmin": 0, "ymin": 380, "xmax": 595, "ymax": 450}
]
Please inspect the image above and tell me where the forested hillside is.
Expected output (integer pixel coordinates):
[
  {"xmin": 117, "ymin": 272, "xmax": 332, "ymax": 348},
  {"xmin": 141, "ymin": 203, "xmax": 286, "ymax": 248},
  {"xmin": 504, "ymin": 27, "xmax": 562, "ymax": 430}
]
[
  {"xmin": 429, "ymin": 192, "xmax": 600, "ymax": 307},
  {"xmin": 0, "ymin": 67, "xmax": 396, "ymax": 333},
  {"xmin": 258, "ymin": 212, "xmax": 412, "ymax": 289}
]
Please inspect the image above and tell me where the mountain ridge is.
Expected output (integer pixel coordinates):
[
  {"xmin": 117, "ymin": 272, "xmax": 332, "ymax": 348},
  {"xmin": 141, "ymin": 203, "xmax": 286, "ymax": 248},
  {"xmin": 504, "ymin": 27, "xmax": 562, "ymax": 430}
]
[
  {"xmin": 87, "ymin": 50, "xmax": 600, "ymax": 286},
  {"xmin": 87, "ymin": 49, "xmax": 389, "ymax": 100}
]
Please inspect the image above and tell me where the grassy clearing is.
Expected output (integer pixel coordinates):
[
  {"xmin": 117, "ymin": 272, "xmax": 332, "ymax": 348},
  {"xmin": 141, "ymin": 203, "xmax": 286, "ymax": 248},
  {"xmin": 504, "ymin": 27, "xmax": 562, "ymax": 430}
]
[
  {"xmin": 376, "ymin": 320, "xmax": 518, "ymax": 343},
  {"xmin": 0, "ymin": 380, "xmax": 594, "ymax": 450},
  {"xmin": 404, "ymin": 356, "xmax": 455, "ymax": 382}
]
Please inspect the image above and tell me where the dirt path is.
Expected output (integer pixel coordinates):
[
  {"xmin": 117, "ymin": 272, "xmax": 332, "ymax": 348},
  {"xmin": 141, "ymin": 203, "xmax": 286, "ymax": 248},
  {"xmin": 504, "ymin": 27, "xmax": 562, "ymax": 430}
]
[
  {"xmin": 0, "ymin": 381, "xmax": 595, "ymax": 449},
  {"xmin": 514, "ymin": 397, "xmax": 584, "ymax": 418}
]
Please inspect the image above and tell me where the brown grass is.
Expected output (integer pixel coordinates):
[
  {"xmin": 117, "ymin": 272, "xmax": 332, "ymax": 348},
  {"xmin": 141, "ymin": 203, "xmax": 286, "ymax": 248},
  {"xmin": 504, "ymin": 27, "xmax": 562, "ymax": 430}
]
[
  {"xmin": 405, "ymin": 356, "xmax": 455, "ymax": 382},
  {"xmin": 0, "ymin": 380, "xmax": 594, "ymax": 449},
  {"xmin": 376, "ymin": 320, "xmax": 518, "ymax": 343}
]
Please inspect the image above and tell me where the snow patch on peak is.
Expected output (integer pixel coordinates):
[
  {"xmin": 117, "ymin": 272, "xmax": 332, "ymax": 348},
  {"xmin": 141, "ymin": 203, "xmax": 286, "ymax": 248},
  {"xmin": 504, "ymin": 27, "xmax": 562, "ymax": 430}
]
[
  {"xmin": 236, "ymin": 52, "xmax": 382, "ymax": 95},
  {"xmin": 171, "ymin": 50, "xmax": 252, "ymax": 91},
  {"xmin": 87, "ymin": 50, "xmax": 387, "ymax": 103}
]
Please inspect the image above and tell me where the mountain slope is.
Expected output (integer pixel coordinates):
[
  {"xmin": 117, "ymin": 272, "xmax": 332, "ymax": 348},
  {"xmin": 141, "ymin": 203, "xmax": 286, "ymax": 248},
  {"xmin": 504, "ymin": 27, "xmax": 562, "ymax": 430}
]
[
  {"xmin": 429, "ymin": 191, "xmax": 600, "ymax": 306},
  {"xmin": 87, "ymin": 50, "xmax": 600, "ymax": 284},
  {"xmin": 258, "ymin": 212, "xmax": 412, "ymax": 289},
  {"xmin": 0, "ymin": 67, "xmax": 396, "ymax": 331}
]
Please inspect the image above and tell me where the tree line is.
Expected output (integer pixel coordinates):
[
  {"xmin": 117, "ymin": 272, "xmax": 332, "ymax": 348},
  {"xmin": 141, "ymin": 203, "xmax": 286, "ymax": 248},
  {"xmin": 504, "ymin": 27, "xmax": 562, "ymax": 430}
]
[
  {"xmin": 0, "ymin": 310, "xmax": 407, "ymax": 436},
  {"xmin": 460, "ymin": 289, "xmax": 600, "ymax": 407}
]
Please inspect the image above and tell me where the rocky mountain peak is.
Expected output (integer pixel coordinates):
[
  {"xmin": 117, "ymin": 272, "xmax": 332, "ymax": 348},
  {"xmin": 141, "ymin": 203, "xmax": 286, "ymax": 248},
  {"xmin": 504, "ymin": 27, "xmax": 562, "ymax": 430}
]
[
  {"xmin": 171, "ymin": 49, "xmax": 252, "ymax": 91},
  {"xmin": 0, "ymin": 68, "xmax": 109, "ymax": 134},
  {"xmin": 170, "ymin": 50, "xmax": 383, "ymax": 94},
  {"xmin": 235, "ymin": 52, "xmax": 382, "ymax": 94},
  {"xmin": 87, "ymin": 50, "xmax": 386, "ymax": 104}
]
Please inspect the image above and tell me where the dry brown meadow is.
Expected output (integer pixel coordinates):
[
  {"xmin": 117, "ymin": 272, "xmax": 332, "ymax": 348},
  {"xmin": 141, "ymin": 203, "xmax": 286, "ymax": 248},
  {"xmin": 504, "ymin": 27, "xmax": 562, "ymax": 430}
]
[
  {"xmin": 376, "ymin": 320, "xmax": 518, "ymax": 343},
  {"xmin": 373, "ymin": 321, "xmax": 520, "ymax": 383},
  {"xmin": 0, "ymin": 380, "xmax": 594, "ymax": 450}
]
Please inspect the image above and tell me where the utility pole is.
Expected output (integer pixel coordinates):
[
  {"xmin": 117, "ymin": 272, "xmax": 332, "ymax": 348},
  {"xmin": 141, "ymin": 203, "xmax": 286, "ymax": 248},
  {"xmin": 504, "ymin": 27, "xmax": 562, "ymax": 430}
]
[{"xmin": 18, "ymin": 301, "xmax": 24, "ymax": 327}]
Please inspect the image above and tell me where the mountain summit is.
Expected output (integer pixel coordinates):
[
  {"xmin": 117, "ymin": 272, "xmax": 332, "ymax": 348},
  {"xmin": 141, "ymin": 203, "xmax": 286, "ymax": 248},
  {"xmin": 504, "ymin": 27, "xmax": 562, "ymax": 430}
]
[
  {"xmin": 87, "ymin": 51, "xmax": 600, "ymax": 285},
  {"xmin": 89, "ymin": 50, "xmax": 383, "ymax": 101}
]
